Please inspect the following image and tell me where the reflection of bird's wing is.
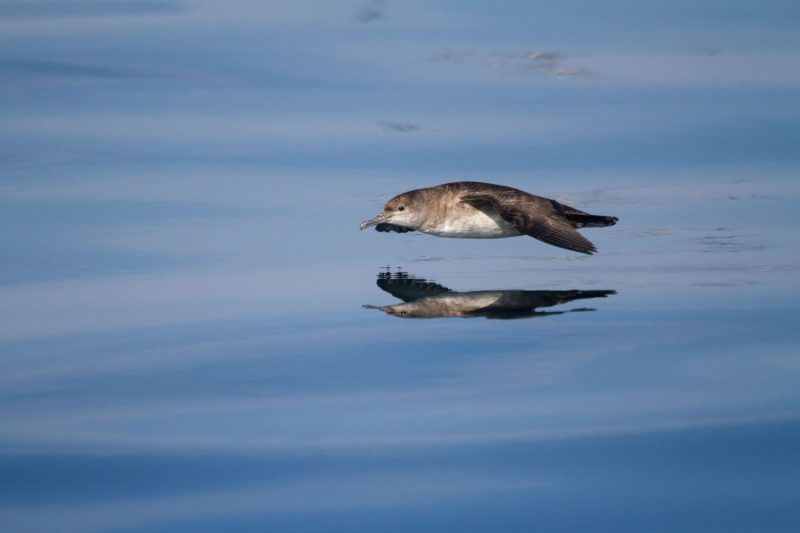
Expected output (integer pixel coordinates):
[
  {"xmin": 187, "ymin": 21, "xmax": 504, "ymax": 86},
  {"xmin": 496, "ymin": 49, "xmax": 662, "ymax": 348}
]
[
  {"xmin": 377, "ymin": 276, "xmax": 452, "ymax": 302},
  {"xmin": 459, "ymin": 290, "xmax": 559, "ymax": 319},
  {"xmin": 375, "ymin": 223, "xmax": 415, "ymax": 233},
  {"xmin": 473, "ymin": 309, "xmax": 563, "ymax": 319},
  {"xmin": 492, "ymin": 290, "xmax": 617, "ymax": 310},
  {"xmin": 461, "ymin": 193, "xmax": 597, "ymax": 254},
  {"xmin": 464, "ymin": 289, "xmax": 615, "ymax": 318}
]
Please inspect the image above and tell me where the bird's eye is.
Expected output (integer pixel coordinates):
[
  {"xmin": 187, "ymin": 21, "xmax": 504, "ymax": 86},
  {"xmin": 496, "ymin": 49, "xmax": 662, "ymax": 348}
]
[{"xmin": 398, "ymin": 205, "xmax": 405, "ymax": 211}]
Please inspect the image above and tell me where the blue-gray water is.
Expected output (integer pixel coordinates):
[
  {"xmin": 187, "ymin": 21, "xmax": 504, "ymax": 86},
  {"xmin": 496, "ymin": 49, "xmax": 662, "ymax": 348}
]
[{"xmin": 1, "ymin": 2, "xmax": 800, "ymax": 532}]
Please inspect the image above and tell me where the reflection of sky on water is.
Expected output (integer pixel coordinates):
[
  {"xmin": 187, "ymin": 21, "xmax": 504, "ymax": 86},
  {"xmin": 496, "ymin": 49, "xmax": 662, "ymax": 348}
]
[{"xmin": 1, "ymin": 1, "xmax": 799, "ymax": 531}]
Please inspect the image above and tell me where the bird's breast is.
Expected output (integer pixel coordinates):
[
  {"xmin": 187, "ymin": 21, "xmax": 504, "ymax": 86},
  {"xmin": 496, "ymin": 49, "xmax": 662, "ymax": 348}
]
[{"xmin": 421, "ymin": 207, "xmax": 519, "ymax": 238}]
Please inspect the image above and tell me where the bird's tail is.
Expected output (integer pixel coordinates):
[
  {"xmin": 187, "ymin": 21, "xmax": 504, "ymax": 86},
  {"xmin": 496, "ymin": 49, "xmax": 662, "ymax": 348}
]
[
  {"xmin": 550, "ymin": 199, "xmax": 619, "ymax": 228},
  {"xmin": 565, "ymin": 213, "xmax": 619, "ymax": 228}
]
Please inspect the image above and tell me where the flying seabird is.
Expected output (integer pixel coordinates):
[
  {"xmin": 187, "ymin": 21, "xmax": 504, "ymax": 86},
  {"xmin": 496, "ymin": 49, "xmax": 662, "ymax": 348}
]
[{"xmin": 360, "ymin": 181, "xmax": 618, "ymax": 254}]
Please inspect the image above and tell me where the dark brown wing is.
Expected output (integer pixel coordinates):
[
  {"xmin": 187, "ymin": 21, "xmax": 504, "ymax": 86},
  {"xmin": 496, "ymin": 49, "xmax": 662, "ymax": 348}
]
[{"xmin": 462, "ymin": 193, "xmax": 598, "ymax": 254}]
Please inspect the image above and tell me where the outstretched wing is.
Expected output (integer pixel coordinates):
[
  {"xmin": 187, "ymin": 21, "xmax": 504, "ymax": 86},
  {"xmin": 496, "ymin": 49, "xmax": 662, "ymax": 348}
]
[{"xmin": 461, "ymin": 193, "xmax": 597, "ymax": 254}]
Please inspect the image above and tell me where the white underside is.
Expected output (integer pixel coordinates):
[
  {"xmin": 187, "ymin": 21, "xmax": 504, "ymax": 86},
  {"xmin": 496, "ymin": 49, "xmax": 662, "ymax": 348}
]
[{"xmin": 422, "ymin": 210, "xmax": 520, "ymax": 238}]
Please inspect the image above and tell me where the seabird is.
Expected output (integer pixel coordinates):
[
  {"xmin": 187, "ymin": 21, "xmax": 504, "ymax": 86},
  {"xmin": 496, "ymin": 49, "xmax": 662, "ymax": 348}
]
[
  {"xmin": 360, "ymin": 181, "xmax": 618, "ymax": 254},
  {"xmin": 364, "ymin": 271, "xmax": 616, "ymax": 319}
]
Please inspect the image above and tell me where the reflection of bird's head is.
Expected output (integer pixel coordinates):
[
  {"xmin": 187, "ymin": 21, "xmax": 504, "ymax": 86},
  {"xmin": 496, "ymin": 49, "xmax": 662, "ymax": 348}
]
[
  {"xmin": 362, "ymin": 303, "xmax": 427, "ymax": 319},
  {"xmin": 380, "ymin": 303, "xmax": 426, "ymax": 318}
]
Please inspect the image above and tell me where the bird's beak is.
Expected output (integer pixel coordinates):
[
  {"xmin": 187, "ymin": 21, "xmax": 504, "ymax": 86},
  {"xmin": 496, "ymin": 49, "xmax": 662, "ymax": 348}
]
[{"xmin": 360, "ymin": 213, "xmax": 387, "ymax": 230}]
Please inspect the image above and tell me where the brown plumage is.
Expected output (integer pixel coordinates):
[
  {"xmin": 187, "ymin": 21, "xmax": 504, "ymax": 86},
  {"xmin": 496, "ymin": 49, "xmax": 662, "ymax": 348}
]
[{"xmin": 360, "ymin": 181, "xmax": 618, "ymax": 254}]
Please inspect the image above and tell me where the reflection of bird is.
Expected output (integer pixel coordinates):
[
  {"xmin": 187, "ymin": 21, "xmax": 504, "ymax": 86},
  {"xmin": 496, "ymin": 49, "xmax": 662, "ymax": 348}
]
[
  {"xmin": 364, "ymin": 271, "xmax": 616, "ymax": 319},
  {"xmin": 361, "ymin": 181, "xmax": 617, "ymax": 254}
]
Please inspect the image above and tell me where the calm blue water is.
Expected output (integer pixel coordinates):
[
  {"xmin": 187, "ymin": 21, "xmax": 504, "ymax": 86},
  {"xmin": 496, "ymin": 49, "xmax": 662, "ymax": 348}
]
[{"xmin": 1, "ymin": 2, "xmax": 799, "ymax": 532}]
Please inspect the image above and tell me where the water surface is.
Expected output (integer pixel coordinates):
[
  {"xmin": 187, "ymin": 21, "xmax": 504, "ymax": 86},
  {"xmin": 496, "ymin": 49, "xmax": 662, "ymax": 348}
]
[{"xmin": 1, "ymin": 2, "xmax": 799, "ymax": 531}]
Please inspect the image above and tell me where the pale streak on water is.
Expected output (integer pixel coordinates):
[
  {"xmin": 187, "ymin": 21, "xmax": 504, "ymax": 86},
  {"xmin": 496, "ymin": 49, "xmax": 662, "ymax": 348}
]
[{"xmin": 1, "ymin": 2, "xmax": 800, "ymax": 532}]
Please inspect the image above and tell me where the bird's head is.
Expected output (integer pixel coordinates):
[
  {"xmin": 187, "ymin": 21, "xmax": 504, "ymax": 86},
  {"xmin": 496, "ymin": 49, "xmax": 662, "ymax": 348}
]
[{"xmin": 360, "ymin": 192, "xmax": 419, "ymax": 230}]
